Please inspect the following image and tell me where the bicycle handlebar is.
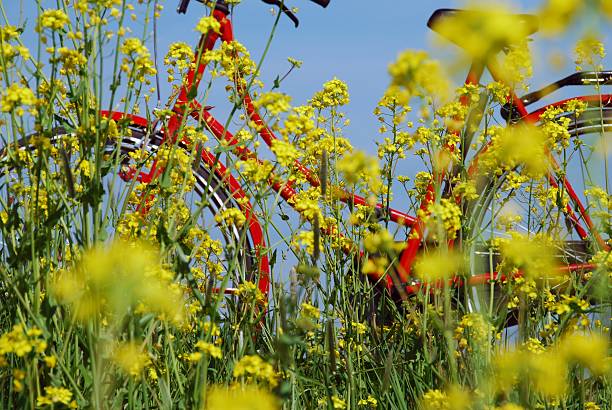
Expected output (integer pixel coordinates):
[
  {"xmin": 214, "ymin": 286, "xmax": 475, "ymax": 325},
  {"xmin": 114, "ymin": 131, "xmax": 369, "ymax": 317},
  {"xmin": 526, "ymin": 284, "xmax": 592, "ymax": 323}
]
[{"xmin": 177, "ymin": 0, "xmax": 330, "ymax": 28}]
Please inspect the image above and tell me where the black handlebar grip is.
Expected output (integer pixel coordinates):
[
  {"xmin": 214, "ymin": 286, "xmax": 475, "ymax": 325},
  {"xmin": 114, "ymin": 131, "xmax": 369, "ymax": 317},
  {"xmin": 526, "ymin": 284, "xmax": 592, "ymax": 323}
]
[
  {"xmin": 177, "ymin": 0, "xmax": 190, "ymax": 14},
  {"xmin": 310, "ymin": 0, "xmax": 330, "ymax": 7}
]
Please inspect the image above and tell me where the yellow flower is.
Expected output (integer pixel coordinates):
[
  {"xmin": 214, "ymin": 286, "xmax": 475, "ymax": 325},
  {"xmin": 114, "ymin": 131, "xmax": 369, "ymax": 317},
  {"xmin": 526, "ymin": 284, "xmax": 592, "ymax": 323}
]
[
  {"xmin": 363, "ymin": 229, "xmax": 404, "ymax": 254},
  {"xmin": 43, "ymin": 355, "xmax": 57, "ymax": 368},
  {"xmin": 254, "ymin": 92, "xmax": 292, "ymax": 116},
  {"xmin": 300, "ymin": 302, "xmax": 320, "ymax": 321},
  {"xmin": 1, "ymin": 83, "xmax": 36, "ymax": 114},
  {"xmin": 537, "ymin": 0, "xmax": 583, "ymax": 35},
  {"xmin": 430, "ymin": 4, "xmax": 536, "ymax": 61},
  {"xmin": 421, "ymin": 389, "xmax": 449, "ymax": 410},
  {"xmin": 292, "ymin": 231, "xmax": 321, "ymax": 256},
  {"xmin": 574, "ymin": 35, "xmax": 606, "ymax": 71},
  {"xmin": 236, "ymin": 281, "xmax": 267, "ymax": 305},
  {"xmin": 271, "ymin": 139, "xmax": 299, "ymax": 167},
  {"xmin": 0, "ymin": 324, "xmax": 47, "ymax": 358},
  {"xmin": 38, "ymin": 9, "xmax": 69, "ymax": 31},
  {"xmin": 387, "ymin": 50, "xmax": 449, "ymax": 103},
  {"xmin": 165, "ymin": 42, "xmax": 195, "ymax": 72},
  {"xmin": 414, "ymin": 249, "xmax": 463, "ymax": 282},
  {"xmin": 494, "ymin": 404, "xmax": 523, "ymax": 410},
  {"xmin": 36, "ymin": 386, "xmax": 75, "ymax": 407},
  {"xmin": 337, "ymin": 150, "xmax": 381, "ymax": 193},
  {"xmin": 206, "ymin": 385, "xmax": 279, "ymax": 410},
  {"xmin": 51, "ymin": 240, "xmax": 184, "ymax": 323},
  {"xmin": 357, "ymin": 395, "xmax": 377, "ymax": 408},
  {"xmin": 529, "ymin": 351, "xmax": 567, "ymax": 398},
  {"xmin": 559, "ymin": 332, "xmax": 610, "ymax": 375},
  {"xmin": 215, "ymin": 208, "xmax": 247, "ymax": 228},
  {"xmin": 331, "ymin": 395, "xmax": 346, "ymax": 409},
  {"xmin": 120, "ymin": 38, "xmax": 156, "ymax": 83},
  {"xmin": 419, "ymin": 199, "xmax": 462, "ymax": 240},
  {"xmin": 194, "ymin": 341, "xmax": 223, "ymax": 359},
  {"xmin": 112, "ymin": 342, "xmax": 150, "ymax": 378},
  {"xmin": 233, "ymin": 355, "xmax": 278, "ymax": 387},
  {"xmin": 479, "ymin": 124, "xmax": 548, "ymax": 178},
  {"xmin": 310, "ymin": 77, "xmax": 350, "ymax": 109},
  {"xmin": 196, "ymin": 16, "xmax": 221, "ymax": 35},
  {"xmin": 499, "ymin": 41, "xmax": 532, "ymax": 90},
  {"xmin": 237, "ymin": 158, "xmax": 274, "ymax": 183},
  {"xmin": 53, "ymin": 47, "xmax": 87, "ymax": 74},
  {"xmin": 289, "ymin": 188, "xmax": 322, "ymax": 223},
  {"xmin": 498, "ymin": 233, "xmax": 559, "ymax": 279}
]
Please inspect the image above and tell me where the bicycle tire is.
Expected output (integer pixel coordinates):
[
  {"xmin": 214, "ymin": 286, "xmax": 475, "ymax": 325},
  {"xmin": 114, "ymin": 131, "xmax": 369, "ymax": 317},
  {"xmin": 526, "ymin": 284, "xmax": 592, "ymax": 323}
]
[
  {"xmin": 462, "ymin": 99, "xmax": 612, "ymax": 328},
  {"xmin": 0, "ymin": 125, "xmax": 262, "ymax": 307}
]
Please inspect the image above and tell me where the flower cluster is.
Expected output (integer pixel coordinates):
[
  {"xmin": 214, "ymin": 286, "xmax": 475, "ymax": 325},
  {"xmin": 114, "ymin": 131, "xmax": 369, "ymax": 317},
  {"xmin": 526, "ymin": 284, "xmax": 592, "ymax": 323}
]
[{"xmin": 233, "ymin": 354, "xmax": 278, "ymax": 387}]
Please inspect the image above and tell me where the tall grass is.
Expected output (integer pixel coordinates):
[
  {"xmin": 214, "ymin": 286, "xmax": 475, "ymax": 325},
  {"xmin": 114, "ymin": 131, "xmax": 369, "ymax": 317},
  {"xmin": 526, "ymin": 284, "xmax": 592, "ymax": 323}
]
[{"xmin": 0, "ymin": 1, "xmax": 610, "ymax": 409}]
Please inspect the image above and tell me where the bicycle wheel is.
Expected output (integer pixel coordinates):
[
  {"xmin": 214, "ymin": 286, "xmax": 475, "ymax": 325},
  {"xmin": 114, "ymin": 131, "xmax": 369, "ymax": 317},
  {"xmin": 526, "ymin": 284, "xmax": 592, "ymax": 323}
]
[
  {"xmin": 462, "ymin": 98, "xmax": 612, "ymax": 329},
  {"xmin": 0, "ymin": 124, "xmax": 265, "ymax": 314}
]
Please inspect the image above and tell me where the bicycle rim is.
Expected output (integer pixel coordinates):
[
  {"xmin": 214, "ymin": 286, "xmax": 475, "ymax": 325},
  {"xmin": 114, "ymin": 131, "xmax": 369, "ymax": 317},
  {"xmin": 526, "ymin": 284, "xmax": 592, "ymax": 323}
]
[
  {"xmin": 0, "ymin": 127, "xmax": 260, "ymax": 313},
  {"xmin": 463, "ymin": 102, "xmax": 612, "ymax": 330}
]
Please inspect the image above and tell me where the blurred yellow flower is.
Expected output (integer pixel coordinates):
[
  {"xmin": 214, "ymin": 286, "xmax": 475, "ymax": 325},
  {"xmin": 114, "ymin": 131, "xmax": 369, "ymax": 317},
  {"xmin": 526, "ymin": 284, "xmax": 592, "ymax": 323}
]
[
  {"xmin": 414, "ymin": 249, "xmax": 463, "ymax": 282},
  {"xmin": 51, "ymin": 240, "xmax": 184, "ymax": 323},
  {"xmin": 574, "ymin": 35, "xmax": 606, "ymax": 71},
  {"xmin": 559, "ymin": 332, "xmax": 610, "ymax": 375},
  {"xmin": 387, "ymin": 50, "xmax": 449, "ymax": 104},
  {"xmin": 112, "ymin": 341, "xmax": 150, "ymax": 378},
  {"xmin": 498, "ymin": 233, "xmax": 559, "ymax": 279},
  {"xmin": 337, "ymin": 150, "xmax": 382, "ymax": 193},
  {"xmin": 205, "ymin": 385, "xmax": 278, "ymax": 410}
]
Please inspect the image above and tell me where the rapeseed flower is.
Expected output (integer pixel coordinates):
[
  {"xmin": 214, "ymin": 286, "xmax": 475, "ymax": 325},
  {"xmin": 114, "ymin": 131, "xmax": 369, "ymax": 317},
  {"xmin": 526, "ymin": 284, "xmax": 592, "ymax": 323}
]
[
  {"xmin": 37, "ymin": 9, "xmax": 69, "ymax": 31},
  {"xmin": 36, "ymin": 386, "xmax": 77, "ymax": 408},
  {"xmin": 414, "ymin": 249, "xmax": 463, "ymax": 282},
  {"xmin": 498, "ymin": 233, "xmax": 559, "ymax": 279},
  {"xmin": 206, "ymin": 385, "xmax": 279, "ymax": 410},
  {"xmin": 387, "ymin": 50, "xmax": 449, "ymax": 104},
  {"xmin": 165, "ymin": 42, "xmax": 195, "ymax": 72},
  {"xmin": 1, "ymin": 83, "xmax": 37, "ymax": 115},
  {"xmin": 215, "ymin": 208, "xmax": 247, "ymax": 228},
  {"xmin": 271, "ymin": 139, "xmax": 299, "ymax": 167},
  {"xmin": 255, "ymin": 92, "xmax": 292, "ymax": 116},
  {"xmin": 51, "ymin": 240, "xmax": 184, "ymax": 323},
  {"xmin": 112, "ymin": 341, "xmax": 151, "ymax": 378},
  {"xmin": 236, "ymin": 281, "xmax": 266, "ymax": 304},
  {"xmin": 196, "ymin": 16, "xmax": 221, "ymax": 35},
  {"xmin": 310, "ymin": 77, "xmax": 349, "ymax": 109},
  {"xmin": 357, "ymin": 396, "xmax": 377, "ymax": 408},
  {"xmin": 0, "ymin": 324, "xmax": 47, "ymax": 358},
  {"xmin": 337, "ymin": 150, "xmax": 381, "ymax": 193},
  {"xmin": 574, "ymin": 35, "xmax": 606, "ymax": 71},
  {"xmin": 233, "ymin": 354, "xmax": 278, "ymax": 387},
  {"xmin": 120, "ymin": 38, "xmax": 156, "ymax": 83},
  {"xmin": 292, "ymin": 230, "xmax": 321, "ymax": 256},
  {"xmin": 430, "ymin": 3, "xmax": 535, "ymax": 61}
]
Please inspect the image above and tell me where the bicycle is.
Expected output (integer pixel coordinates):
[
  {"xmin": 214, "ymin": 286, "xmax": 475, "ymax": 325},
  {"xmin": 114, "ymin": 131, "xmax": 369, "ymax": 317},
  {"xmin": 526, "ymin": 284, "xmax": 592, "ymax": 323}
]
[{"xmin": 2, "ymin": 1, "xmax": 611, "ymax": 328}]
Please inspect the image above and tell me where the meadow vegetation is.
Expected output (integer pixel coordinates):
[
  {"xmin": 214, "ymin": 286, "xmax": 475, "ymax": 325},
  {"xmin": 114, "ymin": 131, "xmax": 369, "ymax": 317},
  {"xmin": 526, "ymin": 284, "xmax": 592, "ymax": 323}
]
[{"xmin": 0, "ymin": 1, "xmax": 611, "ymax": 408}]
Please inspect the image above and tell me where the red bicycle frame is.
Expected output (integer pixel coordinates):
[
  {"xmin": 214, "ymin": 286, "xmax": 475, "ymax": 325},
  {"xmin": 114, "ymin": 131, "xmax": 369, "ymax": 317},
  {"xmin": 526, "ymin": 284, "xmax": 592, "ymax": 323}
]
[{"xmin": 102, "ymin": 7, "xmax": 611, "ymax": 298}]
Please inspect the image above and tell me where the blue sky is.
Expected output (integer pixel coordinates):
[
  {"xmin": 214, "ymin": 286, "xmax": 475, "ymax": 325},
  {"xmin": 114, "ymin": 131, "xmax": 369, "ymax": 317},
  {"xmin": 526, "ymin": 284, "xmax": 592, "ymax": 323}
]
[
  {"xmin": 3, "ymin": 1, "xmax": 611, "ymax": 174},
  {"xmin": 154, "ymin": 1, "xmax": 610, "ymax": 140}
]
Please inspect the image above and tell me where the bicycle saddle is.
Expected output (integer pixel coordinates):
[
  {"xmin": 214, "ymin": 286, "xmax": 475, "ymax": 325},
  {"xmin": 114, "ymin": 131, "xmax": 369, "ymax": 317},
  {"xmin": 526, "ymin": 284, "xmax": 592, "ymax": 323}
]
[{"xmin": 427, "ymin": 8, "xmax": 539, "ymax": 56}]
